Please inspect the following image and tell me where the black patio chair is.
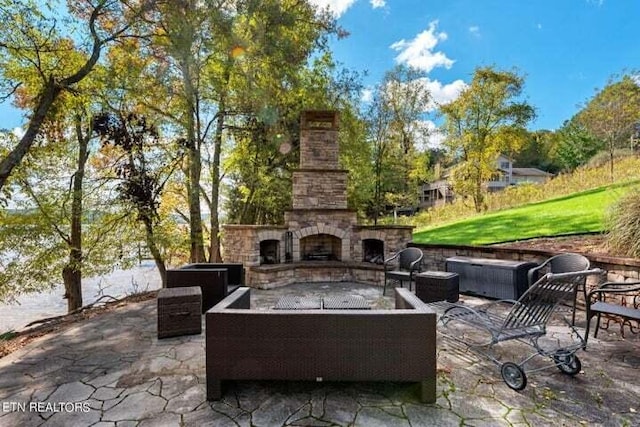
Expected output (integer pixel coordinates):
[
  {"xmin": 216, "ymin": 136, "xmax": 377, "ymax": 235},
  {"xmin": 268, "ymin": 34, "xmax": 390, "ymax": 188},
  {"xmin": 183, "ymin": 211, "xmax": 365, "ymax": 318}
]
[
  {"xmin": 440, "ymin": 268, "xmax": 604, "ymax": 391},
  {"xmin": 383, "ymin": 247, "xmax": 423, "ymax": 295},
  {"xmin": 585, "ymin": 281, "xmax": 640, "ymax": 342},
  {"xmin": 527, "ymin": 253, "xmax": 590, "ymax": 325}
]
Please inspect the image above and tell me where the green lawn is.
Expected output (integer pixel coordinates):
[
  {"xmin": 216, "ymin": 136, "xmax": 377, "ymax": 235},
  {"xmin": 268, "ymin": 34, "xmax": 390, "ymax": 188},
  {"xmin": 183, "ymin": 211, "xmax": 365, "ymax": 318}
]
[{"xmin": 413, "ymin": 181, "xmax": 640, "ymax": 245}]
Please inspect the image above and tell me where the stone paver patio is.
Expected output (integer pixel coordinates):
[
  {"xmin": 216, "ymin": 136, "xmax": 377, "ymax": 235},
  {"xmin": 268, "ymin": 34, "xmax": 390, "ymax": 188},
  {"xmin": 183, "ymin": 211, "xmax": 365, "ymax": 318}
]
[{"xmin": 1, "ymin": 282, "xmax": 639, "ymax": 426}]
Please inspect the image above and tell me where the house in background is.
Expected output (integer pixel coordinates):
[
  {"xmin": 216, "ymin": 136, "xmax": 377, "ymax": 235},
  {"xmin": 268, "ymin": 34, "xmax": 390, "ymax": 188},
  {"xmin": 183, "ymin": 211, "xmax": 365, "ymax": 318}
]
[
  {"xmin": 419, "ymin": 180, "xmax": 454, "ymax": 209},
  {"xmin": 418, "ymin": 154, "xmax": 554, "ymax": 209}
]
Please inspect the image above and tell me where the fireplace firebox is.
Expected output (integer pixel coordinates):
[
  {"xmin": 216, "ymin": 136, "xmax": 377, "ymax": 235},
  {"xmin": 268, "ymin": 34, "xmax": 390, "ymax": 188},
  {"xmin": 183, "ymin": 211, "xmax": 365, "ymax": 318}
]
[
  {"xmin": 362, "ymin": 239, "xmax": 384, "ymax": 264},
  {"xmin": 260, "ymin": 240, "xmax": 280, "ymax": 265},
  {"xmin": 301, "ymin": 234, "xmax": 341, "ymax": 261}
]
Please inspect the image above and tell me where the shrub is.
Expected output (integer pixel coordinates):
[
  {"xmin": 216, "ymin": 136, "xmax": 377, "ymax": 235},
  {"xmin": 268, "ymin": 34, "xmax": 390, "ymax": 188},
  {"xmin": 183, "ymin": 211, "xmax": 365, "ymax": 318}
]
[
  {"xmin": 587, "ymin": 148, "xmax": 635, "ymax": 168},
  {"xmin": 607, "ymin": 188, "xmax": 640, "ymax": 257}
]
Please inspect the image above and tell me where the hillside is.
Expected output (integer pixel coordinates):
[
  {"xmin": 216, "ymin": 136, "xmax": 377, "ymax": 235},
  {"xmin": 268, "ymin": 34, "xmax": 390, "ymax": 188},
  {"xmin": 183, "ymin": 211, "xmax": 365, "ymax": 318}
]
[
  {"xmin": 413, "ymin": 179, "xmax": 639, "ymax": 246},
  {"xmin": 414, "ymin": 158, "xmax": 640, "ymax": 245},
  {"xmin": 403, "ymin": 156, "xmax": 640, "ymax": 231}
]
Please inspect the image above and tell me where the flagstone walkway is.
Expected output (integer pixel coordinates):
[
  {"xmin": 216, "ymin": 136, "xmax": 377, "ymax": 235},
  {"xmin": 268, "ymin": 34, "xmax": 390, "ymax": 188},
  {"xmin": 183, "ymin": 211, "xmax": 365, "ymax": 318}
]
[{"xmin": 1, "ymin": 282, "xmax": 638, "ymax": 426}]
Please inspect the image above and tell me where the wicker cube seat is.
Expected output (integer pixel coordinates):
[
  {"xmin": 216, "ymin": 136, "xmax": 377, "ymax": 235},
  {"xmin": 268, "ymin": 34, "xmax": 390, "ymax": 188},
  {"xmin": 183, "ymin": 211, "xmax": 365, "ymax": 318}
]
[
  {"xmin": 415, "ymin": 271, "xmax": 460, "ymax": 303},
  {"xmin": 157, "ymin": 286, "xmax": 202, "ymax": 339}
]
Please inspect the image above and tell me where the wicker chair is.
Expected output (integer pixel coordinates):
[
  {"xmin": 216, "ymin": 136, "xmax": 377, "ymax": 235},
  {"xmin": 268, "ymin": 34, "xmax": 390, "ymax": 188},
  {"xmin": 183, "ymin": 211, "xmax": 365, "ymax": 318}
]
[
  {"xmin": 383, "ymin": 247, "xmax": 423, "ymax": 295},
  {"xmin": 527, "ymin": 253, "xmax": 590, "ymax": 325}
]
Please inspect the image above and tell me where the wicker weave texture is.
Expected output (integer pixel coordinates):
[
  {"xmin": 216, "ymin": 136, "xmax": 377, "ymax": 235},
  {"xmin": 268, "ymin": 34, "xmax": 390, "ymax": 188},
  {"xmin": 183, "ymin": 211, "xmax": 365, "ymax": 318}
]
[
  {"xmin": 157, "ymin": 287, "xmax": 202, "ymax": 339},
  {"xmin": 166, "ymin": 268, "xmax": 227, "ymax": 313},
  {"xmin": 206, "ymin": 287, "xmax": 437, "ymax": 403},
  {"xmin": 415, "ymin": 272, "xmax": 460, "ymax": 303}
]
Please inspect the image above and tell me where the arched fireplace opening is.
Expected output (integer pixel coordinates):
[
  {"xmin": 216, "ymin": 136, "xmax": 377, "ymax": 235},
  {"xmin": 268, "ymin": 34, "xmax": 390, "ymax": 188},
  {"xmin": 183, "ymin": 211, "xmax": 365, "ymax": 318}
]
[
  {"xmin": 301, "ymin": 234, "xmax": 341, "ymax": 261},
  {"xmin": 260, "ymin": 240, "xmax": 280, "ymax": 265},
  {"xmin": 362, "ymin": 239, "xmax": 384, "ymax": 264}
]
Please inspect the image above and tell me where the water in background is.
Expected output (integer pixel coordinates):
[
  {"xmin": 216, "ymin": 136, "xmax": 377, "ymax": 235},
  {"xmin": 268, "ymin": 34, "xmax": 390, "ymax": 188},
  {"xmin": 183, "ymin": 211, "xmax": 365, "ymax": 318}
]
[{"xmin": 0, "ymin": 260, "xmax": 162, "ymax": 333}]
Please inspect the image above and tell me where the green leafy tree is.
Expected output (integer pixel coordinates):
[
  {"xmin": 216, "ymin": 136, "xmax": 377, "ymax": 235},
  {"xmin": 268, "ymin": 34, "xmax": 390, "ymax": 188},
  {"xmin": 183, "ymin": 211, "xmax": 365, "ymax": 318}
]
[
  {"xmin": 366, "ymin": 65, "xmax": 432, "ymax": 223},
  {"xmin": 0, "ymin": 117, "xmax": 138, "ymax": 310},
  {"xmin": 93, "ymin": 112, "xmax": 181, "ymax": 287},
  {"xmin": 554, "ymin": 119, "xmax": 603, "ymax": 171},
  {"xmin": 577, "ymin": 74, "xmax": 640, "ymax": 180},
  {"xmin": 140, "ymin": 0, "xmax": 338, "ymax": 260},
  {"xmin": 0, "ymin": 0, "xmax": 148, "ymax": 191},
  {"xmin": 440, "ymin": 66, "xmax": 535, "ymax": 212},
  {"xmin": 223, "ymin": 54, "xmax": 364, "ymax": 224}
]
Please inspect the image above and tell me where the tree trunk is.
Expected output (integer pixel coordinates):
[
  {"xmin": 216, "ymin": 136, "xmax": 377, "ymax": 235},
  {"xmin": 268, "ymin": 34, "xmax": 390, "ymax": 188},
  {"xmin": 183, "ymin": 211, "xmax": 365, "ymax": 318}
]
[
  {"xmin": 62, "ymin": 263, "xmax": 82, "ymax": 313},
  {"xmin": 0, "ymin": 78, "xmax": 61, "ymax": 190},
  {"xmin": 609, "ymin": 146, "xmax": 615, "ymax": 182},
  {"xmin": 209, "ymin": 110, "xmax": 224, "ymax": 263},
  {"xmin": 208, "ymin": 64, "xmax": 232, "ymax": 263},
  {"xmin": 142, "ymin": 215, "xmax": 167, "ymax": 287},
  {"xmin": 188, "ymin": 144, "xmax": 206, "ymax": 262},
  {"xmin": 181, "ymin": 57, "xmax": 206, "ymax": 263},
  {"xmin": 62, "ymin": 116, "xmax": 91, "ymax": 312},
  {"xmin": 473, "ymin": 171, "xmax": 484, "ymax": 213}
]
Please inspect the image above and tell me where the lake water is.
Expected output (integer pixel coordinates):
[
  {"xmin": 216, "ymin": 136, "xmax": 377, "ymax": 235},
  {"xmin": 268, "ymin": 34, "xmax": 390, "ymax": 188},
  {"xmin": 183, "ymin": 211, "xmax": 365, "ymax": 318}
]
[{"xmin": 0, "ymin": 261, "xmax": 162, "ymax": 333}]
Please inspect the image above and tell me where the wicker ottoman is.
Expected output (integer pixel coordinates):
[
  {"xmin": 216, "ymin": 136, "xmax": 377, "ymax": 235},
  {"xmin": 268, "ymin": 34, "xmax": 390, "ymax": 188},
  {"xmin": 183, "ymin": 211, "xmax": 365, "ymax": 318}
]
[
  {"xmin": 415, "ymin": 271, "xmax": 460, "ymax": 303},
  {"xmin": 157, "ymin": 286, "xmax": 202, "ymax": 339}
]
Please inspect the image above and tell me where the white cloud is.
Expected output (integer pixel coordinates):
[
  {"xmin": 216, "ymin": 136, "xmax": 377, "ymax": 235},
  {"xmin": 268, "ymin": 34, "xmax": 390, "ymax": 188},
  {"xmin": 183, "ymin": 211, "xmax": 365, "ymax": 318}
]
[
  {"xmin": 469, "ymin": 26, "xmax": 480, "ymax": 36},
  {"xmin": 370, "ymin": 0, "xmax": 386, "ymax": 8},
  {"xmin": 390, "ymin": 21, "xmax": 454, "ymax": 72},
  {"xmin": 419, "ymin": 78, "xmax": 468, "ymax": 110},
  {"xmin": 361, "ymin": 87, "xmax": 374, "ymax": 103},
  {"xmin": 308, "ymin": 0, "xmax": 357, "ymax": 18},
  {"xmin": 12, "ymin": 127, "xmax": 25, "ymax": 138}
]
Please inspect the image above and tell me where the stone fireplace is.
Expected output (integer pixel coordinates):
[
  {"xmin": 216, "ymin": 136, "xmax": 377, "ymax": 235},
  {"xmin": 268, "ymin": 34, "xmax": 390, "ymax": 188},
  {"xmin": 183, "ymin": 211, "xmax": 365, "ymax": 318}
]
[{"xmin": 222, "ymin": 111, "xmax": 414, "ymax": 288}]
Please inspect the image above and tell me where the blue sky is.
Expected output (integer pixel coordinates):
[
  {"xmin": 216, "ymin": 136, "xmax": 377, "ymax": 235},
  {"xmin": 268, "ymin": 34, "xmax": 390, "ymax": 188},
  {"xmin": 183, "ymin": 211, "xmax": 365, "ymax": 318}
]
[
  {"xmin": 312, "ymin": 0, "xmax": 639, "ymax": 131},
  {"xmin": 1, "ymin": 0, "xmax": 637, "ymax": 133}
]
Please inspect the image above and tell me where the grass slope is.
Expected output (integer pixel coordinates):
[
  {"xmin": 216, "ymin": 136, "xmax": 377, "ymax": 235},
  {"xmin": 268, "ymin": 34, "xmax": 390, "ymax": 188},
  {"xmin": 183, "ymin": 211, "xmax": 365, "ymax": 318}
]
[{"xmin": 413, "ymin": 181, "xmax": 639, "ymax": 245}]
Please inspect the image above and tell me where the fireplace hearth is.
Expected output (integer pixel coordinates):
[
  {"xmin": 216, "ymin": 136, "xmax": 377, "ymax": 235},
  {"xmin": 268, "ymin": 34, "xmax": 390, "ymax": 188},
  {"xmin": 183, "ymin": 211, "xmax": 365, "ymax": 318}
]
[{"xmin": 222, "ymin": 111, "xmax": 415, "ymax": 288}]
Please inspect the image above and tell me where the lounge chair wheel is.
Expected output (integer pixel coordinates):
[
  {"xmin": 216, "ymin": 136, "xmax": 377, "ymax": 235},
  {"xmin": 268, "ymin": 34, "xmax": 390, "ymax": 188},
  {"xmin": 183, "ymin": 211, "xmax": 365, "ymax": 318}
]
[
  {"xmin": 501, "ymin": 362, "xmax": 527, "ymax": 391},
  {"xmin": 553, "ymin": 351, "xmax": 582, "ymax": 376}
]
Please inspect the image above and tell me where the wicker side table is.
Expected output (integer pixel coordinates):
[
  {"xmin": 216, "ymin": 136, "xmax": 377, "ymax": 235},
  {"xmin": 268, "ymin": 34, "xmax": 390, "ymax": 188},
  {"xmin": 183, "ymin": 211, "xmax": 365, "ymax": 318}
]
[
  {"xmin": 157, "ymin": 286, "xmax": 202, "ymax": 339},
  {"xmin": 415, "ymin": 271, "xmax": 460, "ymax": 303}
]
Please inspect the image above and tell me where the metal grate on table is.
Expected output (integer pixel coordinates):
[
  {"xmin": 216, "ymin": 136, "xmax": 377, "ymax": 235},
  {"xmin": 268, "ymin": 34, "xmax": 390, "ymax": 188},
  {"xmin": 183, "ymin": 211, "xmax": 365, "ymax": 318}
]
[
  {"xmin": 273, "ymin": 296, "xmax": 322, "ymax": 310},
  {"xmin": 322, "ymin": 295, "xmax": 371, "ymax": 310}
]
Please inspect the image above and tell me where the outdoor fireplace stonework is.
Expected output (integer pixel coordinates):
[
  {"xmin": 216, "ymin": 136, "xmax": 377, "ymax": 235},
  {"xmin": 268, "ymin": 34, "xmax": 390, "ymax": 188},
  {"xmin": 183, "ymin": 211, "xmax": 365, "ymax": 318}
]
[{"xmin": 222, "ymin": 111, "xmax": 414, "ymax": 288}]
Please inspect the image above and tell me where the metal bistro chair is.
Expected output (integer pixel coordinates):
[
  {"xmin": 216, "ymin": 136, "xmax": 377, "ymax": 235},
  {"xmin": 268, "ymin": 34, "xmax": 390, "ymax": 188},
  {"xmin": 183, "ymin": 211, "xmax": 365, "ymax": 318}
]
[
  {"xmin": 383, "ymin": 247, "xmax": 423, "ymax": 295},
  {"xmin": 527, "ymin": 253, "xmax": 590, "ymax": 325},
  {"xmin": 440, "ymin": 268, "xmax": 604, "ymax": 391}
]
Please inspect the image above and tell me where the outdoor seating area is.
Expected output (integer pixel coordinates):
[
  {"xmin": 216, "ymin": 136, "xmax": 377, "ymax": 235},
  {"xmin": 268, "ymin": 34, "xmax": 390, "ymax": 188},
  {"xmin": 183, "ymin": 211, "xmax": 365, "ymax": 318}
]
[{"xmin": 1, "ymin": 279, "xmax": 639, "ymax": 426}]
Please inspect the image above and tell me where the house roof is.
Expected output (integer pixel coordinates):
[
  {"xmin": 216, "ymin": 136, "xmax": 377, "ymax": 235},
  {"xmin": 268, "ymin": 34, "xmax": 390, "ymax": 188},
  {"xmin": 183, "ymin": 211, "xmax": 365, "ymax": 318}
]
[{"xmin": 511, "ymin": 167, "xmax": 554, "ymax": 177}]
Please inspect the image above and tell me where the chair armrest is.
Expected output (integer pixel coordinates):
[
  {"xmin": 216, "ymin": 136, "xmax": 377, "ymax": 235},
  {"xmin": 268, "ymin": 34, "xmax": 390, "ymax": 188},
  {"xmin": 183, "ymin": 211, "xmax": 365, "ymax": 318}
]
[
  {"xmin": 409, "ymin": 257, "xmax": 423, "ymax": 272},
  {"xmin": 527, "ymin": 263, "xmax": 544, "ymax": 285},
  {"xmin": 384, "ymin": 252, "xmax": 400, "ymax": 270},
  {"xmin": 587, "ymin": 282, "xmax": 640, "ymax": 303}
]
